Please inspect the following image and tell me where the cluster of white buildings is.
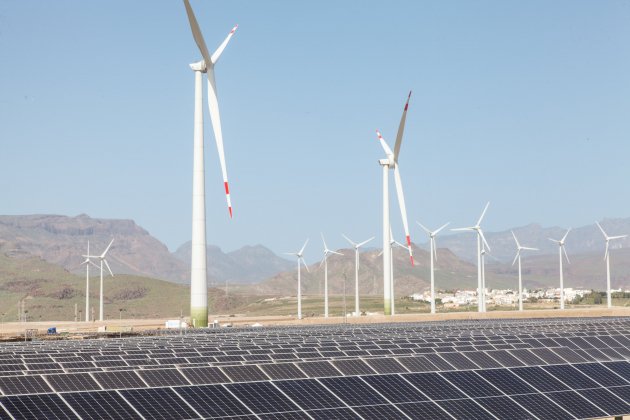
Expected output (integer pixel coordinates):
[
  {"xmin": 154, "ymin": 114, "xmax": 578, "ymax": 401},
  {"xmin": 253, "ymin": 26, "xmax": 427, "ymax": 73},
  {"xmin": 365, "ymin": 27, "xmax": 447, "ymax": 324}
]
[{"xmin": 408, "ymin": 287, "xmax": 620, "ymax": 308}]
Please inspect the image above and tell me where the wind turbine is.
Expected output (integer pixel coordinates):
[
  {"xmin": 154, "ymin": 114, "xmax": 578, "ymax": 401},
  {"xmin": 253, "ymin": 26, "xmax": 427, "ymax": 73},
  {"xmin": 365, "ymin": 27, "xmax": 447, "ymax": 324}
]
[
  {"xmin": 182, "ymin": 0, "xmax": 238, "ymax": 327},
  {"xmin": 376, "ymin": 91, "xmax": 414, "ymax": 316},
  {"xmin": 511, "ymin": 231, "xmax": 538, "ymax": 311},
  {"xmin": 321, "ymin": 234, "xmax": 343, "ymax": 318},
  {"xmin": 377, "ymin": 228, "xmax": 407, "ymax": 315},
  {"xmin": 549, "ymin": 228, "xmax": 571, "ymax": 310},
  {"xmin": 596, "ymin": 222, "xmax": 627, "ymax": 308},
  {"xmin": 79, "ymin": 241, "xmax": 100, "ymax": 322},
  {"xmin": 342, "ymin": 234, "xmax": 374, "ymax": 317},
  {"xmin": 86, "ymin": 239, "xmax": 115, "ymax": 322},
  {"xmin": 417, "ymin": 221, "xmax": 450, "ymax": 314},
  {"xmin": 285, "ymin": 239, "xmax": 310, "ymax": 320},
  {"xmin": 452, "ymin": 202, "xmax": 491, "ymax": 313}
]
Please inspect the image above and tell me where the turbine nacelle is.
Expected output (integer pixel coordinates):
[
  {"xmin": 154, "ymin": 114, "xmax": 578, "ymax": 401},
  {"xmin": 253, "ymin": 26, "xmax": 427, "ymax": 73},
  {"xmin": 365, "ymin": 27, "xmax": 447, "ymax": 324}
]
[{"xmin": 189, "ymin": 60, "xmax": 207, "ymax": 72}]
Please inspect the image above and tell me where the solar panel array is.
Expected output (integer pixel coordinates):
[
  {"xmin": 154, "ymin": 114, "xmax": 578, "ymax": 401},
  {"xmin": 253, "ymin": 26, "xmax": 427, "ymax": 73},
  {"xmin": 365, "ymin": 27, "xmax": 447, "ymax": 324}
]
[{"xmin": 0, "ymin": 317, "xmax": 628, "ymax": 419}]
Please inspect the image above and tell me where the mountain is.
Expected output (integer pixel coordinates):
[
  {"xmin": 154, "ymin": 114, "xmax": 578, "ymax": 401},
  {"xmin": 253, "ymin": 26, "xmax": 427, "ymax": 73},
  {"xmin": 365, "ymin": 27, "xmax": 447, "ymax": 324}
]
[
  {"xmin": 0, "ymin": 214, "xmax": 189, "ymax": 283},
  {"xmin": 431, "ymin": 218, "xmax": 630, "ymax": 263},
  {"xmin": 173, "ymin": 242, "xmax": 293, "ymax": 285}
]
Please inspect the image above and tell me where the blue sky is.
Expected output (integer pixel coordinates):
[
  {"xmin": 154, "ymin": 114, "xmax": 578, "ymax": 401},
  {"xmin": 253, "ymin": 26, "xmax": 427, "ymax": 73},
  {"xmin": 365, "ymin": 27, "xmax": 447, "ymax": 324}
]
[{"xmin": 1, "ymin": 1, "xmax": 629, "ymax": 262}]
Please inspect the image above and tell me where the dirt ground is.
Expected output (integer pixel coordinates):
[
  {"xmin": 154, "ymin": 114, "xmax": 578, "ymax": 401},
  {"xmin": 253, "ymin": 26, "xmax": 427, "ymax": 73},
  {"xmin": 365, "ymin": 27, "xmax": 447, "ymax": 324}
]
[{"xmin": 1, "ymin": 306, "xmax": 628, "ymax": 338}]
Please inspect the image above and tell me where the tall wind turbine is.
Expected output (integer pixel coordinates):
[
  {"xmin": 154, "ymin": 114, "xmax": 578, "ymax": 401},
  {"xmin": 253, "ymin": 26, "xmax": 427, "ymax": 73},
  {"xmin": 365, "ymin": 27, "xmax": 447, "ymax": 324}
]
[
  {"xmin": 79, "ymin": 241, "xmax": 100, "ymax": 322},
  {"xmin": 596, "ymin": 222, "xmax": 627, "ymax": 308},
  {"xmin": 376, "ymin": 91, "xmax": 414, "ymax": 316},
  {"xmin": 89, "ymin": 239, "xmax": 115, "ymax": 321},
  {"xmin": 342, "ymin": 234, "xmax": 374, "ymax": 317},
  {"xmin": 452, "ymin": 202, "xmax": 491, "ymax": 313},
  {"xmin": 549, "ymin": 228, "xmax": 571, "ymax": 310},
  {"xmin": 321, "ymin": 234, "xmax": 342, "ymax": 318},
  {"xmin": 511, "ymin": 231, "xmax": 538, "ymax": 311},
  {"xmin": 182, "ymin": 0, "xmax": 238, "ymax": 327},
  {"xmin": 417, "ymin": 222, "xmax": 449, "ymax": 314},
  {"xmin": 285, "ymin": 239, "xmax": 309, "ymax": 320}
]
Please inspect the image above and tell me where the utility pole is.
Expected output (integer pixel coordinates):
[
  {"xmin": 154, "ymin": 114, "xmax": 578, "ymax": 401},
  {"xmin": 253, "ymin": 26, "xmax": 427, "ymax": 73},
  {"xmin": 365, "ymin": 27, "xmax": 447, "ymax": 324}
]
[{"xmin": 74, "ymin": 303, "xmax": 78, "ymax": 322}]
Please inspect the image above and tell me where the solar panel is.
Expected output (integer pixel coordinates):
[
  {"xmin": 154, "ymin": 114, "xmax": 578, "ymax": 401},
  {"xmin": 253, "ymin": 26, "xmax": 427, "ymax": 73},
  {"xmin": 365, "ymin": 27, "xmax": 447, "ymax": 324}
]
[
  {"xmin": 352, "ymin": 403, "xmax": 409, "ymax": 419},
  {"xmin": 174, "ymin": 384, "xmax": 254, "ymax": 418},
  {"xmin": 361, "ymin": 374, "xmax": 428, "ymax": 403},
  {"xmin": 603, "ymin": 361, "xmax": 630, "ymax": 382},
  {"xmin": 402, "ymin": 372, "xmax": 466, "ymax": 400},
  {"xmin": 421, "ymin": 354, "xmax": 455, "ymax": 371},
  {"xmin": 396, "ymin": 356, "xmax": 439, "ymax": 372},
  {"xmin": 0, "ymin": 375, "xmax": 53, "ymax": 395},
  {"xmin": 222, "ymin": 365, "xmax": 270, "ymax": 382},
  {"xmin": 577, "ymin": 387, "xmax": 630, "ymax": 417},
  {"xmin": 295, "ymin": 361, "xmax": 342, "ymax": 378},
  {"xmin": 273, "ymin": 379, "xmax": 344, "ymax": 410},
  {"xmin": 364, "ymin": 358, "xmax": 407, "ymax": 374},
  {"xmin": 436, "ymin": 398, "xmax": 495, "ymax": 420},
  {"xmin": 92, "ymin": 370, "xmax": 147, "ymax": 389},
  {"xmin": 511, "ymin": 391, "xmax": 573, "ymax": 419},
  {"xmin": 0, "ymin": 394, "xmax": 77, "ymax": 419},
  {"xmin": 440, "ymin": 370, "xmax": 502, "ymax": 398},
  {"xmin": 226, "ymin": 381, "xmax": 301, "ymax": 414},
  {"xmin": 44, "ymin": 373, "xmax": 102, "ymax": 392},
  {"xmin": 137, "ymin": 368, "xmax": 190, "ymax": 387},
  {"xmin": 551, "ymin": 346, "xmax": 589, "ymax": 363},
  {"xmin": 332, "ymin": 359, "xmax": 377, "ymax": 376},
  {"xmin": 318, "ymin": 376, "xmax": 387, "ymax": 407},
  {"xmin": 180, "ymin": 366, "xmax": 231, "ymax": 384},
  {"xmin": 542, "ymin": 364, "xmax": 601, "ymax": 390},
  {"xmin": 608, "ymin": 385, "xmax": 630, "ymax": 403},
  {"xmin": 486, "ymin": 350, "xmax": 526, "ymax": 367},
  {"xmin": 306, "ymin": 407, "xmax": 360, "ymax": 419},
  {"xmin": 260, "ymin": 363, "xmax": 307, "ymax": 380},
  {"xmin": 527, "ymin": 347, "xmax": 567, "ymax": 364},
  {"xmin": 573, "ymin": 362, "xmax": 629, "ymax": 387},
  {"xmin": 544, "ymin": 390, "xmax": 607, "ymax": 419},
  {"xmin": 509, "ymin": 366, "xmax": 570, "ymax": 392},
  {"xmin": 396, "ymin": 400, "xmax": 452, "ymax": 419},
  {"xmin": 476, "ymin": 369, "xmax": 536, "ymax": 395},
  {"xmin": 473, "ymin": 395, "xmax": 537, "ymax": 419},
  {"xmin": 120, "ymin": 387, "xmax": 200, "ymax": 419},
  {"xmin": 60, "ymin": 390, "xmax": 142, "ymax": 420}
]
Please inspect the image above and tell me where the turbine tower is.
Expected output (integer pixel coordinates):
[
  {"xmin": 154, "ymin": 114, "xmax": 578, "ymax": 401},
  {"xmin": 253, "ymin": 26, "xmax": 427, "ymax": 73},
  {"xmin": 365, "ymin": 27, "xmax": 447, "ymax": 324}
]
[
  {"xmin": 376, "ymin": 92, "xmax": 414, "ymax": 316},
  {"xmin": 342, "ymin": 234, "xmax": 374, "ymax": 317},
  {"xmin": 182, "ymin": 0, "xmax": 238, "ymax": 327},
  {"xmin": 417, "ymin": 221, "xmax": 450, "ymax": 314},
  {"xmin": 86, "ymin": 239, "xmax": 115, "ymax": 321},
  {"xmin": 596, "ymin": 222, "xmax": 627, "ymax": 308},
  {"xmin": 452, "ymin": 202, "xmax": 491, "ymax": 313},
  {"xmin": 511, "ymin": 231, "xmax": 538, "ymax": 311},
  {"xmin": 549, "ymin": 228, "xmax": 571, "ymax": 310},
  {"xmin": 79, "ymin": 241, "xmax": 100, "ymax": 322},
  {"xmin": 321, "ymin": 234, "xmax": 342, "ymax": 318},
  {"xmin": 285, "ymin": 239, "xmax": 309, "ymax": 320}
]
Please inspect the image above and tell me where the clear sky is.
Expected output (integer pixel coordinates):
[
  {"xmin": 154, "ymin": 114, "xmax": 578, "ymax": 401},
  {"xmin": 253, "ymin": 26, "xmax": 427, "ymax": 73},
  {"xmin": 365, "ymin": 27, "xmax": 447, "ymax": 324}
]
[{"xmin": 1, "ymin": 1, "xmax": 629, "ymax": 262}]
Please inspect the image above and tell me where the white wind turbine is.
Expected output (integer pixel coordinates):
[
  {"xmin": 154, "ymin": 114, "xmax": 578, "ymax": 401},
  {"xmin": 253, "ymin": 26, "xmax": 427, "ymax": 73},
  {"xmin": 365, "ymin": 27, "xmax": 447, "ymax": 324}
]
[
  {"xmin": 376, "ymin": 91, "xmax": 414, "ymax": 316},
  {"xmin": 285, "ymin": 239, "xmax": 310, "ymax": 320},
  {"xmin": 320, "ymin": 234, "xmax": 343, "ymax": 318},
  {"xmin": 511, "ymin": 231, "xmax": 538, "ymax": 311},
  {"xmin": 182, "ymin": 0, "xmax": 238, "ymax": 327},
  {"xmin": 417, "ymin": 221, "xmax": 450, "ymax": 314},
  {"xmin": 79, "ymin": 241, "xmax": 100, "ymax": 322},
  {"xmin": 452, "ymin": 202, "xmax": 491, "ymax": 313},
  {"xmin": 549, "ymin": 228, "xmax": 571, "ymax": 310},
  {"xmin": 85, "ymin": 239, "xmax": 115, "ymax": 321},
  {"xmin": 596, "ymin": 222, "xmax": 627, "ymax": 308},
  {"xmin": 342, "ymin": 234, "xmax": 374, "ymax": 317}
]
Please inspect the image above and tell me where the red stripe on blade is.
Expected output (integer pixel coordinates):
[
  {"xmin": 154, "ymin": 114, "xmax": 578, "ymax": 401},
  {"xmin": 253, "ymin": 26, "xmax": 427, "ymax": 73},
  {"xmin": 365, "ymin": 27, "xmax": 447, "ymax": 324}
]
[
  {"xmin": 228, "ymin": 207, "xmax": 233, "ymax": 218},
  {"xmin": 224, "ymin": 182, "xmax": 230, "ymax": 194},
  {"xmin": 406, "ymin": 235, "xmax": 411, "ymax": 246},
  {"xmin": 410, "ymin": 255, "xmax": 415, "ymax": 266}
]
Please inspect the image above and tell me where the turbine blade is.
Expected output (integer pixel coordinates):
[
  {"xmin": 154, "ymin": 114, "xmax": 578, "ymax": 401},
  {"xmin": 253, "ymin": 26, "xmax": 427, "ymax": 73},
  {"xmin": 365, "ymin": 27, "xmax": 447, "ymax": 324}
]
[
  {"xmin": 416, "ymin": 221, "xmax": 431, "ymax": 235},
  {"xmin": 210, "ymin": 25, "xmax": 238, "ymax": 65},
  {"xmin": 182, "ymin": 0, "xmax": 212, "ymax": 67},
  {"xmin": 393, "ymin": 91, "xmax": 411, "ymax": 162},
  {"xmin": 376, "ymin": 130, "xmax": 394, "ymax": 156},
  {"xmin": 432, "ymin": 237, "xmax": 438, "ymax": 261},
  {"xmin": 357, "ymin": 237, "xmax": 375, "ymax": 248},
  {"xmin": 548, "ymin": 238, "xmax": 560, "ymax": 243},
  {"xmin": 103, "ymin": 259, "xmax": 114, "ymax": 277},
  {"xmin": 433, "ymin": 222, "xmax": 450, "ymax": 235},
  {"xmin": 101, "ymin": 238, "xmax": 115, "ymax": 258},
  {"xmin": 300, "ymin": 258, "xmax": 310, "ymax": 273},
  {"xmin": 522, "ymin": 247, "xmax": 539, "ymax": 251},
  {"xmin": 451, "ymin": 227, "xmax": 476, "ymax": 232},
  {"xmin": 330, "ymin": 250, "xmax": 344, "ymax": 256},
  {"xmin": 321, "ymin": 233, "xmax": 328, "ymax": 252},
  {"xmin": 319, "ymin": 255, "xmax": 326, "ymax": 269},
  {"xmin": 342, "ymin": 234, "xmax": 356, "ymax": 247},
  {"xmin": 595, "ymin": 221, "xmax": 608, "ymax": 239},
  {"xmin": 207, "ymin": 72, "xmax": 233, "ymax": 218},
  {"xmin": 561, "ymin": 228, "xmax": 571, "ymax": 242},
  {"xmin": 604, "ymin": 242, "xmax": 609, "ymax": 261},
  {"xmin": 299, "ymin": 238, "xmax": 309, "ymax": 255},
  {"xmin": 476, "ymin": 202, "xmax": 490, "ymax": 226},
  {"xmin": 512, "ymin": 251, "xmax": 519, "ymax": 266},
  {"xmin": 89, "ymin": 261, "xmax": 100, "ymax": 270},
  {"xmin": 562, "ymin": 245, "xmax": 570, "ymax": 264},
  {"xmin": 479, "ymin": 230, "xmax": 491, "ymax": 252},
  {"xmin": 511, "ymin": 230, "xmax": 520, "ymax": 248},
  {"xmin": 393, "ymin": 163, "xmax": 413, "ymax": 265},
  {"xmin": 609, "ymin": 235, "xmax": 627, "ymax": 240},
  {"xmin": 377, "ymin": 250, "xmax": 383, "ymax": 257}
]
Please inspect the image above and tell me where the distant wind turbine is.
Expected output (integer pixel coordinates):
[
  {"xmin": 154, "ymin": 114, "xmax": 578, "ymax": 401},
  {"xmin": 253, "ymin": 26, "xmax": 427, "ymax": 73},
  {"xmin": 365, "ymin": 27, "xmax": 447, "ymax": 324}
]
[
  {"xmin": 182, "ymin": 0, "xmax": 238, "ymax": 328},
  {"xmin": 342, "ymin": 234, "xmax": 374, "ymax": 317},
  {"xmin": 596, "ymin": 222, "xmax": 627, "ymax": 308},
  {"xmin": 511, "ymin": 231, "xmax": 538, "ymax": 311},
  {"xmin": 452, "ymin": 202, "xmax": 491, "ymax": 313},
  {"xmin": 376, "ymin": 91, "xmax": 414, "ymax": 316},
  {"xmin": 321, "ymin": 234, "xmax": 342, "ymax": 318},
  {"xmin": 85, "ymin": 239, "xmax": 115, "ymax": 321},
  {"xmin": 79, "ymin": 241, "xmax": 100, "ymax": 322},
  {"xmin": 549, "ymin": 228, "xmax": 571, "ymax": 310},
  {"xmin": 417, "ymin": 221, "xmax": 450, "ymax": 314},
  {"xmin": 285, "ymin": 239, "xmax": 309, "ymax": 320}
]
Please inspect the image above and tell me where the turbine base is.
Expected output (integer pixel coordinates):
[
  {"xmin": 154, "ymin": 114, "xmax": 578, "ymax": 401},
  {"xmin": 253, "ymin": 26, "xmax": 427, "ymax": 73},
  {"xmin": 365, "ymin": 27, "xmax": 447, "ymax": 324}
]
[{"xmin": 190, "ymin": 306, "xmax": 208, "ymax": 328}]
